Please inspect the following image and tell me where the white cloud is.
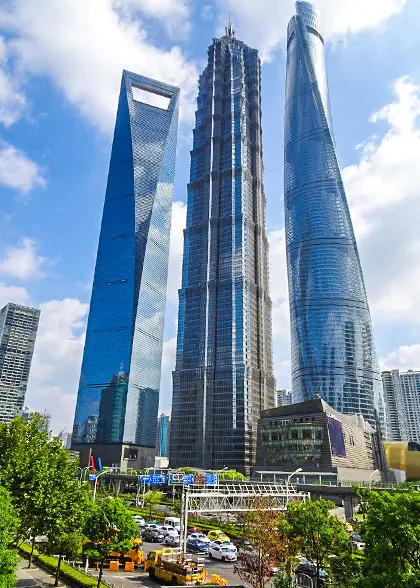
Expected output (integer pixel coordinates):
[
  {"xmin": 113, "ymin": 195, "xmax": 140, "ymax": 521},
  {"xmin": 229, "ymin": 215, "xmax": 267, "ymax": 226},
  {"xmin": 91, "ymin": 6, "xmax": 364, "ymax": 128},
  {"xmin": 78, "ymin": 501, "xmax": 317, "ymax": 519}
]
[
  {"xmin": 0, "ymin": 141, "xmax": 45, "ymax": 193},
  {"xmin": 342, "ymin": 76, "xmax": 420, "ymax": 325},
  {"xmin": 159, "ymin": 336, "xmax": 177, "ymax": 412},
  {"xmin": 381, "ymin": 344, "xmax": 420, "ymax": 372},
  {"xmin": 0, "ymin": 0, "xmax": 198, "ymax": 133},
  {"xmin": 166, "ymin": 200, "xmax": 186, "ymax": 304},
  {"xmin": 0, "ymin": 36, "xmax": 26, "ymax": 126},
  {"xmin": 120, "ymin": 0, "xmax": 190, "ymax": 38},
  {"xmin": 25, "ymin": 298, "xmax": 88, "ymax": 435},
  {"xmin": 216, "ymin": 0, "xmax": 407, "ymax": 62},
  {"xmin": 0, "ymin": 281, "xmax": 29, "ymax": 308},
  {"xmin": 0, "ymin": 238, "xmax": 46, "ymax": 280}
]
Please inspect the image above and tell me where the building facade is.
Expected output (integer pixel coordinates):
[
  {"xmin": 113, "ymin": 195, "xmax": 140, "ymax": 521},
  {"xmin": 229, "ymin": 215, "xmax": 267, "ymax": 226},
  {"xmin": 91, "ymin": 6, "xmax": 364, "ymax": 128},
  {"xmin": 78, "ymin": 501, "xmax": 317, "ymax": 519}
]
[
  {"xmin": 284, "ymin": 2, "xmax": 385, "ymax": 429},
  {"xmin": 0, "ymin": 303, "xmax": 40, "ymax": 423},
  {"xmin": 72, "ymin": 71, "xmax": 180, "ymax": 468},
  {"xmin": 255, "ymin": 397, "xmax": 384, "ymax": 484},
  {"xmin": 170, "ymin": 24, "xmax": 275, "ymax": 473},
  {"xmin": 382, "ymin": 369, "xmax": 420, "ymax": 443},
  {"xmin": 276, "ymin": 389, "xmax": 292, "ymax": 408},
  {"xmin": 157, "ymin": 413, "xmax": 170, "ymax": 457}
]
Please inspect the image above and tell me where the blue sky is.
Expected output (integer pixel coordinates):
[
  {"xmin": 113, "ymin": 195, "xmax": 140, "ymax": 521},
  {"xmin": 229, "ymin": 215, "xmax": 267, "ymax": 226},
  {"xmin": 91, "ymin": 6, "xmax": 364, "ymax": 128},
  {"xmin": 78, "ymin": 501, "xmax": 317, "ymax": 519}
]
[{"xmin": 0, "ymin": 0, "xmax": 419, "ymax": 434}]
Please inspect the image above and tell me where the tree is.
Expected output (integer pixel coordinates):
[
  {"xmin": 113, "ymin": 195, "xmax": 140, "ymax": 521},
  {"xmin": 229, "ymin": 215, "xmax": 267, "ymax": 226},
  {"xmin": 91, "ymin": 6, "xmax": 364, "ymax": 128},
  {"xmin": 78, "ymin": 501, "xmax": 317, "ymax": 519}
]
[
  {"xmin": 0, "ymin": 415, "xmax": 86, "ymax": 568},
  {"xmin": 285, "ymin": 499, "xmax": 349, "ymax": 585},
  {"xmin": 234, "ymin": 498, "xmax": 290, "ymax": 588},
  {"xmin": 222, "ymin": 469, "xmax": 247, "ymax": 481},
  {"xmin": 0, "ymin": 486, "xmax": 19, "ymax": 588},
  {"xmin": 358, "ymin": 490, "xmax": 420, "ymax": 587},
  {"xmin": 144, "ymin": 490, "xmax": 165, "ymax": 517},
  {"xmin": 83, "ymin": 497, "xmax": 138, "ymax": 588}
]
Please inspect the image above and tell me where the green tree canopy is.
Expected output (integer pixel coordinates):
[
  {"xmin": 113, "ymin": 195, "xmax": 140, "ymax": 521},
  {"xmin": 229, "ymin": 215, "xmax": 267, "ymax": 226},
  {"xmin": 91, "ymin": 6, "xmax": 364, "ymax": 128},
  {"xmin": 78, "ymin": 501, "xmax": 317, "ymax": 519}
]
[
  {"xmin": 0, "ymin": 486, "xmax": 19, "ymax": 588},
  {"xmin": 285, "ymin": 499, "xmax": 350, "ymax": 583},
  {"xmin": 143, "ymin": 490, "xmax": 165, "ymax": 516},
  {"xmin": 83, "ymin": 497, "xmax": 138, "ymax": 588},
  {"xmin": 358, "ymin": 490, "xmax": 420, "ymax": 588}
]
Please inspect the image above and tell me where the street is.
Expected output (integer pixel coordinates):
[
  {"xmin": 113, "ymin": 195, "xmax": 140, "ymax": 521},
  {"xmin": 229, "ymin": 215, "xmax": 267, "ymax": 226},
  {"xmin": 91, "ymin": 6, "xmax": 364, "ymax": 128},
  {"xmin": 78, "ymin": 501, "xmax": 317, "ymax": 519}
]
[{"xmin": 93, "ymin": 540, "xmax": 243, "ymax": 588}]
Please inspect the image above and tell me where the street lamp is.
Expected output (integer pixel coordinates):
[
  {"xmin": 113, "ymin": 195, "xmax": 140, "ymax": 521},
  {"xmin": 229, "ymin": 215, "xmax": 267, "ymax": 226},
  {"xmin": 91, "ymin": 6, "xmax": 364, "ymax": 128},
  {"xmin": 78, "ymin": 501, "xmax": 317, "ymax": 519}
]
[
  {"xmin": 92, "ymin": 469, "xmax": 111, "ymax": 502},
  {"xmin": 369, "ymin": 469, "xmax": 380, "ymax": 489},
  {"xmin": 77, "ymin": 466, "xmax": 91, "ymax": 485},
  {"xmin": 286, "ymin": 467, "xmax": 303, "ymax": 505},
  {"xmin": 140, "ymin": 467, "xmax": 155, "ymax": 508}
]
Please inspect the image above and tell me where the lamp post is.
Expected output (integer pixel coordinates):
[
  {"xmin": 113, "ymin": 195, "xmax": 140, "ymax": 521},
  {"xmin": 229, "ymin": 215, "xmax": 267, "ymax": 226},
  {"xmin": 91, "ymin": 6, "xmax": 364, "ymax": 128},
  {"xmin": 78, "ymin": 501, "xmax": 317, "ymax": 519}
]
[
  {"xmin": 369, "ymin": 469, "xmax": 380, "ymax": 489},
  {"xmin": 92, "ymin": 469, "xmax": 110, "ymax": 502},
  {"xmin": 78, "ymin": 466, "xmax": 91, "ymax": 485},
  {"xmin": 286, "ymin": 467, "xmax": 303, "ymax": 506},
  {"xmin": 140, "ymin": 467, "xmax": 155, "ymax": 508}
]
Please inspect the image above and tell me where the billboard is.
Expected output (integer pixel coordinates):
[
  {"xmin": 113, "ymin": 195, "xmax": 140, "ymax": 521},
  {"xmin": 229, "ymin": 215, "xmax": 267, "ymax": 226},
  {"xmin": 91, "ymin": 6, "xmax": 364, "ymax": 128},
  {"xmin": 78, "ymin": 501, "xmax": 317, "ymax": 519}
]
[{"xmin": 328, "ymin": 417, "xmax": 346, "ymax": 457}]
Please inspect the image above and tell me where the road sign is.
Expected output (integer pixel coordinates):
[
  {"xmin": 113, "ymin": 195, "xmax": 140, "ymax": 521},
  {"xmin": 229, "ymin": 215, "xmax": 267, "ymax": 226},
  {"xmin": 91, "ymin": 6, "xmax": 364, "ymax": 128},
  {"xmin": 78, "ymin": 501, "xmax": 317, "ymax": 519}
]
[
  {"xmin": 140, "ymin": 475, "xmax": 150, "ymax": 484},
  {"xmin": 149, "ymin": 474, "xmax": 161, "ymax": 485},
  {"xmin": 205, "ymin": 473, "xmax": 219, "ymax": 485},
  {"xmin": 160, "ymin": 474, "xmax": 167, "ymax": 485},
  {"xmin": 194, "ymin": 474, "xmax": 206, "ymax": 485},
  {"xmin": 88, "ymin": 474, "xmax": 98, "ymax": 481},
  {"xmin": 169, "ymin": 472, "xmax": 185, "ymax": 485},
  {"xmin": 183, "ymin": 474, "xmax": 194, "ymax": 485}
]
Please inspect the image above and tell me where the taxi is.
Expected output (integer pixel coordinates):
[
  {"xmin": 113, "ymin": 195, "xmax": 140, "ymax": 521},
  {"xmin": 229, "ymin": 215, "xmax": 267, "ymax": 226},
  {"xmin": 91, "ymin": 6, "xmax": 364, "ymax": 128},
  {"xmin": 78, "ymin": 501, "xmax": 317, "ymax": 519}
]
[{"xmin": 207, "ymin": 529, "xmax": 230, "ymax": 542}]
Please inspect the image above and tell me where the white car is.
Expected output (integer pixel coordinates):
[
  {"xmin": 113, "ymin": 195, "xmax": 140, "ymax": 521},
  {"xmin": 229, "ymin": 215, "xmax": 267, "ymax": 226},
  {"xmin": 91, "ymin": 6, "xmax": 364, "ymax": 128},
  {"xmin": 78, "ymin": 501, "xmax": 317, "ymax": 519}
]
[
  {"xmin": 144, "ymin": 523, "xmax": 161, "ymax": 531},
  {"xmin": 189, "ymin": 532, "xmax": 211, "ymax": 544},
  {"xmin": 209, "ymin": 540, "xmax": 237, "ymax": 552},
  {"xmin": 133, "ymin": 516, "xmax": 146, "ymax": 526},
  {"xmin": 160, "ymin": 526, "xmax": 179, "ymax": 537},
  {"xmin": 165, "ymin": 534, "xmax": 180, "ymax": 547},
  {"xmin": 351, "ymin": 540, "xmax": 365, "ymax": 551},
  {"xmin": 209, "ymin": 545, "xmax": 237, "ymax": 562}
]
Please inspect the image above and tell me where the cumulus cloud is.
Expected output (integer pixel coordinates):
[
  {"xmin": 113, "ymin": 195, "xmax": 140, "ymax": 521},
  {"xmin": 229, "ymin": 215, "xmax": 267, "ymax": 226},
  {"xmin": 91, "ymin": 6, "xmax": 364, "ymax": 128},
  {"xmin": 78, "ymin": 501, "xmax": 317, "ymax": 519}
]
[
  {"xmin": 25, "ymin": 298, "xmax": 89, "ymax": 434},
  {"xmin": 0, "ymin": 0, "xmax": 198, "ymax": 133},
  {"xmin": 216, "ymin": 0, "xmax": 407, "ymax": 61},
  {"xmin": 0, "ymin": 281, "xmax": 29, "ymax": 308},
  {"xmin": 0, "ymin": 36, "xmax": 26, "ymax": 126},
  {"xmin": 381, "ymin": 344, "xmax": 420, "ymax": 372},
  {"xmin": 0, "ymin": 141, "xmax": 45, "ymax": 193},
  {"xmin": 120, "ymin": 0, "xmax": 191, "ymax": 39},
  {"xmin": 0, "ymin": 238, "xmax": 46, "ymax": 280},
  {"xmin": 166, "ymin": 200, "xmax": 186, "ymax": 304}
]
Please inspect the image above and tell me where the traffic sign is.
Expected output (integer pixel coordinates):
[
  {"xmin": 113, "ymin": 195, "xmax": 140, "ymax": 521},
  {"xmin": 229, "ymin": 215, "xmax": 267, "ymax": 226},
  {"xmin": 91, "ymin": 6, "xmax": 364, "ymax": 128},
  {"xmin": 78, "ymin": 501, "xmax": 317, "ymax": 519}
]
[
  {"xmin": 194, "ymin": 474, "xmax": 206, "ymax": 485},
  {"xmin": 183, "ymin": 474, "xmax": 194, "ymax": 485},
  {"xmin": 169, "ymin": 472, "xmax": 185, "ymax": 485},
  {"xmin": 140, "ymin": 475, "xmax": 150, "ymax": 484},
  {"xmin": 149, "ymin": 474, "xmax": 161, "ymax": 485},
  {"xmin": 88, "ymin": 474, "xmax": 98, "ymax": 481},
  {"xmin": 205, "ymin": 473, "xmax": 219, "ymax": 485}
]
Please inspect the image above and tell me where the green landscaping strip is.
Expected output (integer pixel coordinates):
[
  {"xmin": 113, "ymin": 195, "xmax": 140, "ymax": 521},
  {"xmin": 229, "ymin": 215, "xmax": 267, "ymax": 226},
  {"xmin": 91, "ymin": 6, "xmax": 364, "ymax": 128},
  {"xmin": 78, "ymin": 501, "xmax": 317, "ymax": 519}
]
[{"xmin": 19, "ymin": 542, "xmax": 107, "ymax": 588}]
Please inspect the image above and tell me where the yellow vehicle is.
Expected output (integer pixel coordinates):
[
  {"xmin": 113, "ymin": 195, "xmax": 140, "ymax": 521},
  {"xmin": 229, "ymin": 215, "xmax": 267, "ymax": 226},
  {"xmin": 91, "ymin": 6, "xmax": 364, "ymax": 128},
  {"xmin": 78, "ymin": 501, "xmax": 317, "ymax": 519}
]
[
  {"xmin": 345, "ymin": 522, "xmax": 354, "ymax": 534},
  {"xmin": 207, "ymin": 530, "xmax": 230, "ymax": 542},
  {"xmin": 144, "ymin": 548, "xmax": 208, "ymax": 585},
  {"xmin": 109, "ymin": 538, "xmax": 145, "ymax": 567}
]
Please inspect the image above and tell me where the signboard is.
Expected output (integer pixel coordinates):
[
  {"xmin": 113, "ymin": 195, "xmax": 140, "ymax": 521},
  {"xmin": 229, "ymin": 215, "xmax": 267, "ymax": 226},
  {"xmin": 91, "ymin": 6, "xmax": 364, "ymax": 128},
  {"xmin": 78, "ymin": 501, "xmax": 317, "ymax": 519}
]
[
  {"xmin": 160, "ymin": 474, "xmax": 167, "ymax": 485},
  {"xmin": 149, "ymin": 474, "xmax": 161, "ymax": 485},
  {"xmin": 140, "ymin": 475, "xmax": 150, "ymax": 484},
  {"xmin": 183, "ymin": 474, "xmax": 194, "ymax": 485},
  {"xmin": 169, "ymin": 472, "xmax": 185, "ymax": 485},
  {"xmin": 328, "ymin": 417, "xmax": 346, "ymax": 457},
  {"xmin": 194, "ymin": 474, "xmax": 206, "ymax": 485},
  {"xmin": 88, "ymin": 474, "xmax": 98, "ymax": 481},
  {"xmin": 205, "ymin": 473, "xmax": 219, "ymax": 485}
]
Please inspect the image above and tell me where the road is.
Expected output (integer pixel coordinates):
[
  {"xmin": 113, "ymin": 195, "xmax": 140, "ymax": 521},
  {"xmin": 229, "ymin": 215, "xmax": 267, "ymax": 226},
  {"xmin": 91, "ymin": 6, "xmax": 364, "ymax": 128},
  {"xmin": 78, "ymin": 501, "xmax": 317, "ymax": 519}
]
[{"xmin": 94, "ymin": 540, "xmax": 243, "ymax": 588}]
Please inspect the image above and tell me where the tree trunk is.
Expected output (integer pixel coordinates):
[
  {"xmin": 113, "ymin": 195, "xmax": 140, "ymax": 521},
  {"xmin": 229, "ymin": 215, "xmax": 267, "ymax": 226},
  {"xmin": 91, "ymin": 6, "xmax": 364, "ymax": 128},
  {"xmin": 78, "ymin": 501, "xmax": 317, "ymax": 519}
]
[
  {"xmin": 54, "ymin": 553, "xmax": 63, "ymax": 587},
  {"xmin": 97, "ymin": 559, "xmax": 104, "ymax": 588},
  {"xmin": 28, "ymin": 537, "xmax": 36, "ymax": 568}
]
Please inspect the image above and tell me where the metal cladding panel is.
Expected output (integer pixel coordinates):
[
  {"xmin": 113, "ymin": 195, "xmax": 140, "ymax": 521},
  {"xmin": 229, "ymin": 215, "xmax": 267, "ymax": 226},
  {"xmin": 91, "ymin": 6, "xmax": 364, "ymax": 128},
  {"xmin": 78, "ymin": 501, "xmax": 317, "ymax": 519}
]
[
  {"xmin": 170, "ymin": 32, "xmax": 275, "ymax": 473},
  {"xmin": 284, "ymin": 2, "xmax": 386, "ymax": 430},
  {"xmin": 72, "ymin": 71, "xmax": 179, "ymax": 447}
]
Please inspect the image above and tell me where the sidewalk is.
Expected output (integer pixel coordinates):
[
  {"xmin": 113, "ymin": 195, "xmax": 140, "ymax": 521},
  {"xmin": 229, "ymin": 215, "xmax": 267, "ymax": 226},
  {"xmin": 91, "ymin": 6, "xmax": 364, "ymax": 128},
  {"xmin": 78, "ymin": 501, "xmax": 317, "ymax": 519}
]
[{"xmin": 16, "ymin": 558, "xmax": 70, "ymax": 587}]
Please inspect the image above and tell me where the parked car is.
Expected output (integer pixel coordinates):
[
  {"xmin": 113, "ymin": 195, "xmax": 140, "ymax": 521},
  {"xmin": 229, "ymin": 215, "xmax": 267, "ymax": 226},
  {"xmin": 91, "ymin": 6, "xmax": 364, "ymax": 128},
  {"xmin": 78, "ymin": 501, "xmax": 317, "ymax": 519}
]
[
  {"xmin": 165, "ymin": 534, "xmax": 180, "ymax": 547},
  {"xmin": 133, "ymin": 515, "xmax": 146, "ymax": 528},
  {"xmin": 209, "ymin": 540, "xmax": 237, "ymax": 552},
  {"xmin": 295, "ymin": 562, "xmax": 328, "ymax": 584},
  {"xmin": 351, "ymin": 540, "xmax": 365, "ymax": 551},
  {"xmin": 186, "ymin": 539, "xmax": 210, "ymax": 554},
  {"xmin": 159, "ymin": 525, "xmax": 179, "ymax": 537},
  {"xmin": 209, "ymin": 545, "xmax": 237, "ymax": 562},
  {"xmin": 207, "ymin": 530, "xmax": 230, "ymax": 542},
  {"xmin": 143, "ymin": 528, "xmax": 164, "ymax": 543},
  {"xmin": 233, "ymin": 538, "xmax": 253, "ymax": 551},
  {"xmin": 143, "ymin": 523, "xmax": 161, "ymax": 531},
  {"xmin": 189, "ymin": 532, "xmax": 210, "ymax": 544}
]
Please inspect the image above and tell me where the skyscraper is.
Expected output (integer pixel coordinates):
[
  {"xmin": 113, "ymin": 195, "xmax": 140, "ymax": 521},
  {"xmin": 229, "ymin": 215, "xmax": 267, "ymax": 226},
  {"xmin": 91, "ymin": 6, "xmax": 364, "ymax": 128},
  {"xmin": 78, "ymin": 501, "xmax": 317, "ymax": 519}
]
[
  {"xmin": 284, "ymin": 2, "xmax": 385, "ymax": 428},
  {"xmin": 276, "ymin": 389, "xmax": 292, "ymax": 408},
  {"xmin": 156, "ymin": 413, "xmax": 170, "ymax": 457},
  {"xmin": 72, "ymin": 71, "xmax": 180, "ymax": 468},
  {"xmin": 0, "ymin": 303, "xmax": 40, "ymax": 423},
  {"xmin": 170, "ymin": 23, "xmax": 275, "ymax": 473},
  {"xmin": 382, "ymin": 369, "xmax": 420, "ymax": 443}
]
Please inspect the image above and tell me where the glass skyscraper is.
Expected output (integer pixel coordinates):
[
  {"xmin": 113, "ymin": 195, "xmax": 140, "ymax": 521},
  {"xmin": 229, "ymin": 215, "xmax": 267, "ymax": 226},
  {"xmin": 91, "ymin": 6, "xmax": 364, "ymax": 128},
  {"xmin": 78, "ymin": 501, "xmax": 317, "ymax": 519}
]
[
  {"xmin": 284, "ymin": 2, "xmax": 386, "ymax": 428},
  {"xmin": 72, "ymin": 71, "xmax": 179, "ymax": 462},
  {"xmin": 0, "ymin": 303, "xmax": 40, "ymax": 423},
  {"xmin": 170, "ymin": 24, "xmax": 275, "ymax": 473}
]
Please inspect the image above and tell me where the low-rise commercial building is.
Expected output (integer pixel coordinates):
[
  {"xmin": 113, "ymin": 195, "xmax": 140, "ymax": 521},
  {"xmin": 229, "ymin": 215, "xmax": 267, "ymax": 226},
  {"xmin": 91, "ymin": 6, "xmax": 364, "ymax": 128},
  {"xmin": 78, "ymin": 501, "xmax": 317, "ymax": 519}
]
[{"xmin": 255, "ymin": 397, "xmax": 384, "ymax": 484}]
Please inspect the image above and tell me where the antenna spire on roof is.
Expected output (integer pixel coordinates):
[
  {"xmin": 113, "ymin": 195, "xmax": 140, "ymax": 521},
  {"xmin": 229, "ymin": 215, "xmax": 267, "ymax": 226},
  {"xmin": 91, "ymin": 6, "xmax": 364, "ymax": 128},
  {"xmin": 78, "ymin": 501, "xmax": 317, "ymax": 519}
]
[{"xmin": 225, "ymin": 13, "xmax": 235, "ymax": 37}]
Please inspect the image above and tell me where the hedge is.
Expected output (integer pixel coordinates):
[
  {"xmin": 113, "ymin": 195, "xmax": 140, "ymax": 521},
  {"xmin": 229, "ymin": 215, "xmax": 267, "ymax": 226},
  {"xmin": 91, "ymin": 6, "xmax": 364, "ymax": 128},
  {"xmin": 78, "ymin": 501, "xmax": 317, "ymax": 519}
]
[{"xmin": 19, "ymin": 542, "xmax": 107, "ymax": 588}]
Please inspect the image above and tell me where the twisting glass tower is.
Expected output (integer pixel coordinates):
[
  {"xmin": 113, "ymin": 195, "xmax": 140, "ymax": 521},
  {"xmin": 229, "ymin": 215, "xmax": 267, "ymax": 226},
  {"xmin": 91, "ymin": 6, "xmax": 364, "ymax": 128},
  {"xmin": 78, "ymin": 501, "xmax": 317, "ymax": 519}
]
[
  {"xmin": 284, "ymin": 2, "xmax": 386, "ymax": 428},
  {"xmin": 72, "ymin": 71, "xmax": 179, "ymax": 466},
  {"xmin": 170, "ymin": 23, "xmax": 275, "ymax": 473}
]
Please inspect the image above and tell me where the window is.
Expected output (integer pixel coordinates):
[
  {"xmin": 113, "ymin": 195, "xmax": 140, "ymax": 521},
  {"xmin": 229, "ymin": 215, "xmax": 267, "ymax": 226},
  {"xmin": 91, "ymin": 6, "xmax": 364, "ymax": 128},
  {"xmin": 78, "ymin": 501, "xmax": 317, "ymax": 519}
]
[{"xmin": 132, "ymin": 86, "xmax": 171, "ymax": 110}]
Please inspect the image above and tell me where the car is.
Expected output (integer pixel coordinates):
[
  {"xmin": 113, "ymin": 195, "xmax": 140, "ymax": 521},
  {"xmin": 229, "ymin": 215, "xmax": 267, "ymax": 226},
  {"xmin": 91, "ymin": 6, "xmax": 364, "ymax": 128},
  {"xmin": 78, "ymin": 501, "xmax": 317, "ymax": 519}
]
[
  {"xmin": 159, "ymin": 525, "xmax": 179, "ymax": 537},
  {"xmin": 143, "ymin": 523, "xmax": 161, "ymax": 531},
  {"xmin": 351, "ymin": 533, "xmax": 363, "ymax": 543},
  {"xmin": 351, "ymin": 540, "xmax": 365, "ymax": 551},
  {"xmin": 209, "ymin": 540, "xmax": 237, "ymax": 552},
  {"xmin": 295, "ymin": 562, "xmax": 328, "ymax": 580},
  {"xmin": 209, "ymin": 545, "xmax": 237, "ymax": 562},
  {"xmin": 189, "ymin": 532, "xmax": 211, "ymax": 544},
  {"xmin": 142, "ymin": 528, "xmax": 164, "ymax": 543},
  {"xmin": 186, "ymin": 539, "xmax": 210, "ymax": 554},
  {"xmin": 207, "ymin": 530, "xmax": 230, "ymax": 542},
  {"xmin": 164, "ymin": 534, "xmax": 180, "ymax": 547},
  {"xmin": 233, "ymin": 538, "xmax": 253, "ymax": 551},
  {"xmin": 345, "ymin": 522, "xmax": 354, "ymax": 534}
]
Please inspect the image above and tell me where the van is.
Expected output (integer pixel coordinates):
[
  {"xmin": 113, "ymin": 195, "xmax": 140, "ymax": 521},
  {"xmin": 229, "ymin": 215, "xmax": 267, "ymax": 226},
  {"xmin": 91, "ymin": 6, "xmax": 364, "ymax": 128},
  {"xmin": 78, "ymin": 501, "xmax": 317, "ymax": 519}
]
[{"xmin": 164, "ymin": 517, "xmax": 181, "ymax": 531}]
